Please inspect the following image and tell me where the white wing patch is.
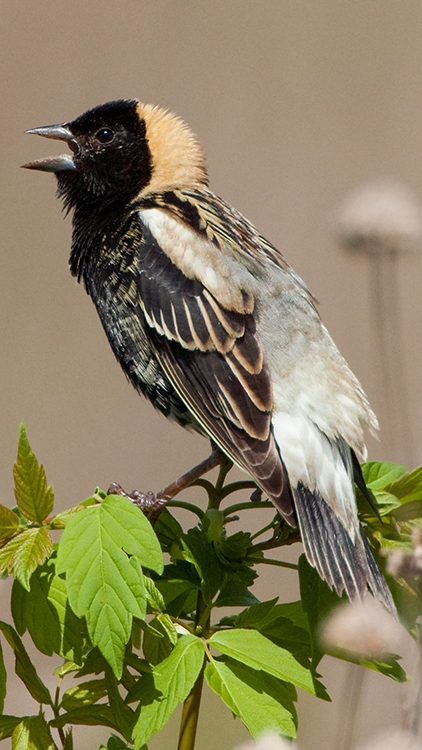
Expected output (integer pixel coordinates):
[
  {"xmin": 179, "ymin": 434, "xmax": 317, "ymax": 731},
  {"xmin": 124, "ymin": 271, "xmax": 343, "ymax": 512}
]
[
  {"xmin": 139, "ymin": 207, "xmax": 256, "ymax": 313},
  {"xmin": 272, "ymin": 411, "xmax": 359, "ymax": 537}
]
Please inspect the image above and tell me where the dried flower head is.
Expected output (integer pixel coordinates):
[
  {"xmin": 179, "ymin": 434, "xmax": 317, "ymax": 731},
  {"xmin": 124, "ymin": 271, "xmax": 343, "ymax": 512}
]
[
  {"xmin": 356, "ymin": 727, "xmax": 422, "ymax": 750},
  {"xmin": 386, "ymin": 527, "xmax": 422, "ymax": 581},
  {"xmin": 336, "ymin": 178, "xmax": 422, "ymax": 254},
  {"xmin": 233, "ymin": 731, "xmax": 296, "ymax": 750},
  {"xmin": 320, "ymin": 597, "xmax": 404, "ymax": 659}
]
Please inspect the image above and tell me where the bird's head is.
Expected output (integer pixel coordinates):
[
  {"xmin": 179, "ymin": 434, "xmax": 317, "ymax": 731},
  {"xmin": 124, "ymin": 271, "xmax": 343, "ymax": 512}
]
[{"xmin": 23, "ymin": 99, "xmax": 208, "ymax": 211}]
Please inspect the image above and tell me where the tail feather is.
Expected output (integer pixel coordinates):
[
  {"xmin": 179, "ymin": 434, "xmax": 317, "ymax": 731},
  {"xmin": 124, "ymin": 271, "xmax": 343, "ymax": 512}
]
[
  {"xmin": 360, "ymin": 529, "xmax": 396, "ymax": 613},
  {"xmin": 293, "ymin": 482, "xmax": 396, "ymax": 615}
]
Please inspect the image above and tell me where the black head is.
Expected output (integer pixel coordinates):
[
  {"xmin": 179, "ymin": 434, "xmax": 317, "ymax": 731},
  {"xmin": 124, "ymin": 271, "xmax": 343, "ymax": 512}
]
[{"xmin": 24, "ymin": 99, "xmax": 153, "ymax": 212}]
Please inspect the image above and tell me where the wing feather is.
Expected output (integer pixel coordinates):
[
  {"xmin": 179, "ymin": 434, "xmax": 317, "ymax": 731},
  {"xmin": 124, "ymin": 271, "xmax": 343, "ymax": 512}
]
[{"xmin": 133, "ymin": 213, "xmax": 295, "ymax": 520}]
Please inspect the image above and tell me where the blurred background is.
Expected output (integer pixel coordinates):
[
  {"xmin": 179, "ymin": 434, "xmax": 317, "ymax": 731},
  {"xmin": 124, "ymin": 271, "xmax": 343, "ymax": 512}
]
[{"xmin": 1, "ymin": 1, "xmax": 422, "ymax": 748}]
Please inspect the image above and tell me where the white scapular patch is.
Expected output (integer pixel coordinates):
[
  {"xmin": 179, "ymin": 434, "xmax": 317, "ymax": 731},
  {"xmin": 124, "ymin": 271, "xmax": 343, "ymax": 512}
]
[
  {"xmin": 272, "ymin": 411, "xmax": 359, "ymax": 536},
  {"xmin": 139, "ymin": 207, "xmax": 256, "ymax": 313}
]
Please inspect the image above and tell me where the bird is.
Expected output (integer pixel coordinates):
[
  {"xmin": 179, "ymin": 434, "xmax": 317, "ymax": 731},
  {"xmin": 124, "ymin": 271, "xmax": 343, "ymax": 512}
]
[{"xmin": 23, "ymin": 99, "xmax": 395, "ymax": 612}]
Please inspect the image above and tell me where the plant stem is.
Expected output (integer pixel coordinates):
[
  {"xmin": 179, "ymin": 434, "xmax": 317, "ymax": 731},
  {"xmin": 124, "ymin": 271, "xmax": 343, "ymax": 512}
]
[
  {"xmin": 336, "ymin": 663, "xmax": 365, "ymax": 750},
  {"xmin": 218, "ymin": 480, "xmax": 258, "ymax": 501},
  {"xmin": 223, "ymin": 500, "xmax": 273, "ymax": 516},
  {"xmin": 177, "ymin": 589, "xmax": 210, "ymax": 750},
  {"xmin": 197, "ymin": 602, "xmax": 214, "ymax": 633},
  {"xmin": 251, "ymin": 529, "xmax": 301, "ymax": 551},
  {"xmin": 167, "ymin": 500, "xmax": 205, "ymax": 519},
  {"xmin": 215, "ymin": 457, "xmax": 233, "ymax": 493},
  {"xmin": 250, "ymin": 556, "xmax": 298, "ymax": 570},
  {"xmin": 53, "ymin": 677, "xmax": 66, "ymax": 747},
  {"xmin": 177, "ymin": 665, "xmax": 205, "ymax": 750},
  {"xmin": 208, "ymin": 457, "xmax": 234, "ymax": 509},
  {"xmin": 158, "ymin": 449, "xmax": 223, "ymax": 502},
  {"xmin": 250, "ymin": 521, "xmax": 278, "ymax": 540},
  {"xmin": 407, "ymin": 612, "xmax": 422, "ymax": 735}
]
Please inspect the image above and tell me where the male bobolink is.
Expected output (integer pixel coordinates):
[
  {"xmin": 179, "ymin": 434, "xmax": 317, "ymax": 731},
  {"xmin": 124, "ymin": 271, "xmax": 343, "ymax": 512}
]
[{"xmin": 24, "ymin": 99, "xmax": 394, "ymax": 611}]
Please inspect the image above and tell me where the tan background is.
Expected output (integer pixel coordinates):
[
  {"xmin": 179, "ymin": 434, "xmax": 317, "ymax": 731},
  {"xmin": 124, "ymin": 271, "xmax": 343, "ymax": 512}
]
[{"xmin": 1, "ymin": 1, "xmax": 422, "ymax": 748}]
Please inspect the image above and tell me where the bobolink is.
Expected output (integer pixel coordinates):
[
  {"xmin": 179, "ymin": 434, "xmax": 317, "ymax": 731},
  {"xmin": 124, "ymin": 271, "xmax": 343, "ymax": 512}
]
[{"xmin": 24, "ymin": 99, "xmax": 394, "ymax": 611}]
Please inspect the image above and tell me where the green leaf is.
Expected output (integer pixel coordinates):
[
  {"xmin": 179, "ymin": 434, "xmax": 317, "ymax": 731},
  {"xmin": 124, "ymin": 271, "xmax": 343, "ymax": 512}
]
[
  {"xmin": 53, "ymin": 662, "xmax": 82, "ymax": 678},
  {"xmin": 104, "ymin": 735, "xmax": 133, "ymax": 750},
  {"xmin": 368, "ymin": 491, "xmax": 401, "ymax": 515},
  {"xmin": 204, "ymin": 659, "xmax": 297, "ymax": 738},
  {"xmin": 366, "ymin": 657, "xmax": 408, "ymax": 682},
  {"xmin": 202, "ymin": 509, "xmax": 225, "ymax": 542},
  {"xmin": 56, "ymin": 494, "xmax": 162, "ymax": 678},
  {"xmin": 215, "ymin": 564, "xmax": 259, "ymax": 607},
  {"xmin": 242, "ymin": 601, "xmax": 312, "ymax": 663},
  {"xmin": 105, "ymin": 668, "xmax": 135, "ymax": 742},
  {"xmin": 154, "ymin": 561, "xmax": 200, "ymax": 616},
  {"xmin": 0, "ymin": 638, "xmax": 5, "ymax": 713},
  {"xmin": 144, "ymin": 576, "xmax": 165, "ymax": 612},
  {"xmin": 0, "ymin": 621, "xmax": 52, "ymax": 705},
  {"xmin": 361, "ymin": 462, "xmax": 406, "ymax": 491},
  {"xmin": 161, "ymin": 561, "xmax": 201, "ymax": 588},
  {"xmin": 341, "ymin": 653, "xmax": 407, "ymax": 682},
  {"xmin": 76, "ymin": 648, "xmax": 108, "ymax": 678},
  {"xmin": 387, "ymin": 576, "xmax": 421, "ymax": 636},
  {"xmin": 62, "ymin": 730, "xmax": 73, "ymax": 750},
  {"xmin": 129, "ymin": 557, "xmax": 147, "ymax": 621},
  {"xmin": 263, "ymin": 600, "xmax": 310, "ymax": 632},
  {"xmin": 50, "ymin": 505, "xmax": 85, "ymax": 529},
  {"xmin": 124, "ymin": 652, "xmax": 151, "ymax": 676},
  {"xmin": 132, "ymin": 634, "xmax": 205, "ymax": 749},
  {"xmin": 217, "ymin": 530, "xmax": 253, "ymax": 560},
  {"xmin": 0, "ymin": 527, "xmax": 53, "ymax": 590},
  {"xmin": 97, "ymin": 494, "xmax": 163, "ymax": 573},
  {"xmin": 49, "ymin": 705, "xmax": 116, "ymax": 730},
  {"xmin": 181, "ymin": 528, "xmax": 221, "ymax": 603},
  {"xmin": 130, "ymin": 617, "xmax": 142, "ymax": 651},
  {"xmin": 385, "ymin": 466, "xmax": 422, "ymax": 503},
  {"xmin": 11, "ymin": 560, "xmax": 85, "ymax": 661},
  {"xmin": 155, "ymin": 578, "xmax": 198, "ymax": 618},
  {"xmin": 12, "ymin": 716, "xmax": 57, "ymax": 750},
  {"xmin": 259, "ymin": 617, "xmax": 312, "ymax": 662},
  {"xmin": 0, "ymin": 504, "xmax": 20, "ymax": 541},
  {"xmin": 153, "ymin": 508, "xmax": 183, "ymax": 547},
  {"xmin": 208, "ymin": 628, "xmax": 318, "ymax": 696},
  {"xmin": 235, "ymin": 599, "xmax": 278, "ymax": 628},
  {"xmin": 107, "ymin": 735, "xmax": 133, "ymax": 750},
  {"xmin": 13, "ymin": 423, "xmax": 54, "ymax": 524},
  {"xmin": 142, "ymin": 614, "xmax": 178, "ymax": 666},
  {"xmin": 298, "ymin": 553, "xmax": 342, "ymax": 667},
  {"xmin": 0, "ymin": 716, "xmax": 22, "ymax": 741},
  {"xmin": 389, "ymin": 500, "xmax": 422, "ymax": 522},
  {"xmin": 61, "ymin": 679, "xmax": 108, "ymax": 711}
]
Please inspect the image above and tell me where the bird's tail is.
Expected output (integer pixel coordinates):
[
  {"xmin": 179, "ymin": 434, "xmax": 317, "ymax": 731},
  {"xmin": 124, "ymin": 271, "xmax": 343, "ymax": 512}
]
[{"xmin": 293, "ymin": 482, "xmax": 396, "ymax": 615}]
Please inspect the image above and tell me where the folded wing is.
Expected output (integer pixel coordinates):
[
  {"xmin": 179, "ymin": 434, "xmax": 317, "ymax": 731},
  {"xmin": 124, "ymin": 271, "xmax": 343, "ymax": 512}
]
[{"xmin": 135, "ymin": 211, "xmax": 295, "ymax": 523}]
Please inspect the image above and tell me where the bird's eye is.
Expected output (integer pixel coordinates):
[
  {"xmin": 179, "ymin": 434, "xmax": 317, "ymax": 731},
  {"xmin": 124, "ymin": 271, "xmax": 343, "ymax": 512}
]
[{"xmin": 94, "ymin": 127, "xmax": 115, "ymax": 144}]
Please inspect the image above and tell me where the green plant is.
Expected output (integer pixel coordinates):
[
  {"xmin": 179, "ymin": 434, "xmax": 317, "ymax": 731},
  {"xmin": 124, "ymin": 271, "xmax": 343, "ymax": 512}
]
[{"xmin": 0, "ymin": 424, "xmax": 421, "ymax": 750}]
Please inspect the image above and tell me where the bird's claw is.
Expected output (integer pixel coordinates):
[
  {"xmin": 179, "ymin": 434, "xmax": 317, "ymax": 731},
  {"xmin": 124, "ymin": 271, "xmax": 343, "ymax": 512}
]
[{"xmin": 107, "ymin": 482, "xmax": 167, "ymax": 518}]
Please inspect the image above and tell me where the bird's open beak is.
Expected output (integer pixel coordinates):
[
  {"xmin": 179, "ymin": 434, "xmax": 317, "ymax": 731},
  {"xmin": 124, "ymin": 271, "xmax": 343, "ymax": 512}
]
[{"xmin": 22, "ymin": 123, "xmax": 77, "ymax": 172}]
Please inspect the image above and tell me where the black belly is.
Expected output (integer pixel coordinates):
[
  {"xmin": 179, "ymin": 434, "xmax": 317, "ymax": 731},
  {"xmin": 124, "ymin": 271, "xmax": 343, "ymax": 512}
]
[{"xmin": 85, "ymin": 271, "xmax": 195, "ymax": 430}]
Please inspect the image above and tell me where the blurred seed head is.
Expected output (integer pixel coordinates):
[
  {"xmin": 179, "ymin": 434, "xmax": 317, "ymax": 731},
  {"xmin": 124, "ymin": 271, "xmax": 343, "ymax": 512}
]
[
  {"xmin": 233, "ymin": 732, "xmax": 296, "ymax": 750},
  {"xmin": 320, "ymin": 597, "xmax": 403, "ymax": 659},
  {"xmin": 336, "ymin": 178, "xmax": 422, "ymax": 255},
  {"xmin": 356, "ymin": 727, "xmax": 422, "ymax": 750},
  {"xmin": 386, "ymin": 527, "xmax": 422, "ymax": 580}
]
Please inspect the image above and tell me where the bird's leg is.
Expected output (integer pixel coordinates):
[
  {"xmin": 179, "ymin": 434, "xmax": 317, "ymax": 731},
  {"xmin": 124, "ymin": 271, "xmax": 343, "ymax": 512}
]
[
  {"xmin": 157, "ymin": 447, "xmax": 225, "ymax": 502},
  {"xmin": 107, "ymin": 446, "xmax": 225, "ymax": 519}
]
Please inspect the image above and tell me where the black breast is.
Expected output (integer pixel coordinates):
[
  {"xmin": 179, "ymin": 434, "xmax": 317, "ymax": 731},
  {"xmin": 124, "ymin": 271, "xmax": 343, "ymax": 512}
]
[{"xmin": 75, "ymin": 210, "xmax": 197, "ymax": 429}]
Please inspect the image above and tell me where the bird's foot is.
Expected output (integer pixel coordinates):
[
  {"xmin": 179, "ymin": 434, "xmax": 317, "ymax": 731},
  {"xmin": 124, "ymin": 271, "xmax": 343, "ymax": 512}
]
[
  {"xmin": 107, "ymin": 482, "xmax": 167, "ymax": 519},
  {"xmin": 107, "ymin": 447, "xmax": 226, "ymax": 520}
]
